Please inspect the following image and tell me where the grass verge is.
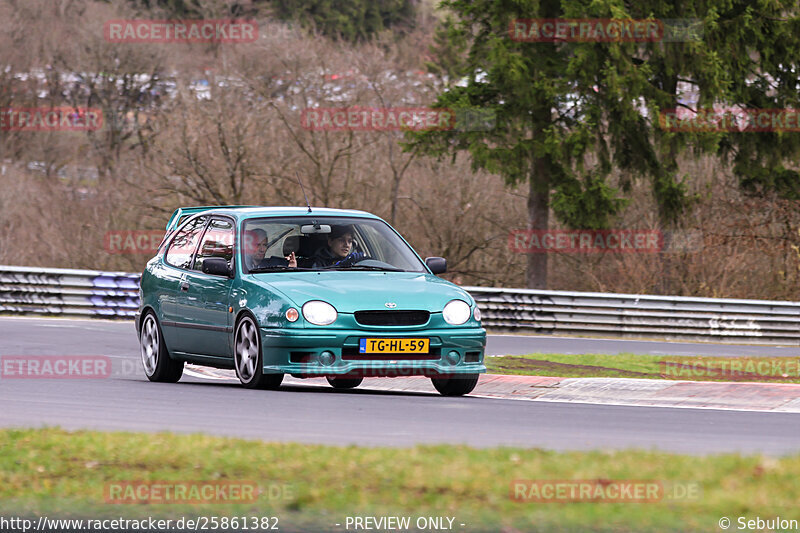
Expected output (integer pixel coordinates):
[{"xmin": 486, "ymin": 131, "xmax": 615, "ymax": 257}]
[
  {"xmin": 2, "ymin": 428, "xmax": 800, "ymax": 532},
  {"xmin": 485, "ymin": 352, "xmax": 800, "ymax": 384}
]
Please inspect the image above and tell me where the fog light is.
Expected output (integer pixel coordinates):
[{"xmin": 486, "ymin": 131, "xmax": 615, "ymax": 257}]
[
  {"xmin": 445, "ymin": 350, "xmax": 461, "ymax": 365},
  {"xmin": 319, "ymin": 351, "xmax": 335, "ymax": 366}
]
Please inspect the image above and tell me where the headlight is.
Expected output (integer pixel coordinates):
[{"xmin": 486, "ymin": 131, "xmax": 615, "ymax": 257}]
[
  {"xmin": 302, "ymin": 300, "xmax": 337, "ymax": 325},
  {"xmin": 473, "ymin": 306, "xmax": 481, "ymax": 322},
  {"xmin": 443, "ymin": 299, "xmax": 471, "ymax": 325}
]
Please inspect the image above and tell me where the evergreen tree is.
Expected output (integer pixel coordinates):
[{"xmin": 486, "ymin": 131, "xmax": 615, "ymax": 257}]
[{"xmin": 409, "ymin": 0, "xmax": 800, "ymax": 289}]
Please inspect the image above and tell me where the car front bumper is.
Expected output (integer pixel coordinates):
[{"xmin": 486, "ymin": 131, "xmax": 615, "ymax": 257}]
[{"xmin": 259, "ymin": 327, "xmax": 486, "ymax": 377}]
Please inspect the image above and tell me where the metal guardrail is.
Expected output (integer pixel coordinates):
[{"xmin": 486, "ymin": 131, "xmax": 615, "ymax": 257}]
[
  {"xmin": 0, "ymin": 265, "xmax": 798, "ymax": 344},
  {"xmin": 0, "ymin": 265, "xmax": 139, "ymax": 318},
  {"xmin": 466, "ymin": 286, "xmax": 800, "ymax": 344}
]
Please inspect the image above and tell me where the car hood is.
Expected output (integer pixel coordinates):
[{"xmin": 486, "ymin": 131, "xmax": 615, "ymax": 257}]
[{"xmin": 249, "ymin": 271, "xmax": 472, "ymax": 313}]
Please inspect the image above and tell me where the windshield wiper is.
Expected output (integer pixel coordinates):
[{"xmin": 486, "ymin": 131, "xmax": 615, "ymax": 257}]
[
  {"xmin": 325, "ymin": 265, "xmax": 404, "ymax": 272},
  {"xmin": 249, "ymin": 266, "xmax": 313, "ymax": 273}
]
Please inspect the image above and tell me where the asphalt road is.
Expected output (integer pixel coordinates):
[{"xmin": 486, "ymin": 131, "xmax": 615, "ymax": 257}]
[
  {"xmin": 1, "ymin": 317, "xmax": 798, "ymax": 454},
  {"xmin": 1, "ymin": 317, "xmax": 796, "ymax": 358}
]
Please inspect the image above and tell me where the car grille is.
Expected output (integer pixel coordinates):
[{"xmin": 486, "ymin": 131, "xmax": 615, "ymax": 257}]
[{"xmin": 354, "ymin": 310, "xmax": 430, "ymax": 326}]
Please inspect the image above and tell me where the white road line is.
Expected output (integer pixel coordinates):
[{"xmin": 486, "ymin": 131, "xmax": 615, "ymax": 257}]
[{"xmin": 182, "ymin": 368, "xmax": 236, "ymax": 381}]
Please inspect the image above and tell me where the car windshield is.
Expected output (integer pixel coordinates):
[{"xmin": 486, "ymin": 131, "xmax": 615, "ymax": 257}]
[{"xmin": 241, "ymin": 216, "xmax": 427, "ymax": 274}]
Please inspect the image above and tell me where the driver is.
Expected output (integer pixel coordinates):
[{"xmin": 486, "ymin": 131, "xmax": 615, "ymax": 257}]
[
  {"xmin": 311, "ymin": 225, "xmax": 365, "ymax": 268},
  {"xmin": 244, "ymin": 228, "xmax": 297, "ymax": 270}
]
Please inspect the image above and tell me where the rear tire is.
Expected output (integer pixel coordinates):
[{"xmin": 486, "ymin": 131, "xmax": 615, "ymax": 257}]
[
  {"xmin": 140, "ymin": 312, "xmax": 183, "ymax": 383},
  {"xmin": 234, "ymin": 315, "xmax": 283, "ymax": 390},
  {"xmin": 326, "ymin": 376, "xmax": 363, "ymax": 389},
  {"xmin": 431, "ymin": 374, "xmax": 479, "ymax": 396}
]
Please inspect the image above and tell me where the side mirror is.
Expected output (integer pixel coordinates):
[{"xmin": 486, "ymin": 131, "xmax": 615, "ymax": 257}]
[
  {"xmin": 202, "ymin": 257, "xmax": 232, "ymax": 278},
  {"xmin": 425, "ymin": 257, "xmax": 447, "ymax": 275}
]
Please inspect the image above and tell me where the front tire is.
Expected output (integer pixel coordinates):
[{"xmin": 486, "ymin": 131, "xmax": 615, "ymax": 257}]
[
  {"xmin": 431, "ymin": 374, "xmax": 479, "ymax": 396},
  {"xmin": 234, "ymin": 315, "xmax": 283, "ymax": 390},
  {"xmin": 140, "ymin": 312, "xmax": 183, "ymax": 383},
  {"xmin": 326, "ymin": 376, "xmax": 363, "ymax": 389}
]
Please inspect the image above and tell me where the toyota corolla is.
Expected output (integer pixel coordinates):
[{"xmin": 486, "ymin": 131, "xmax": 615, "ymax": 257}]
[{"xmin": 136, "ymin": 206, "xmax": 486, "ymax": 396}]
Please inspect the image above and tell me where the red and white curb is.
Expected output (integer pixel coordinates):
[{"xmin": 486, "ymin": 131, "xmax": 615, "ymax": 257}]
[{"xmin": 183, "ymin": 365, "xmax": 800, "ymax": 413}]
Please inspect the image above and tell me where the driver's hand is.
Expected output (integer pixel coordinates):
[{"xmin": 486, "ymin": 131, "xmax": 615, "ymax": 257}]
[
  {"xmin": 285, "ymin": 252, "xmax": 297, "ymax": 268},
  {"xmin": 335, "ymin": 252, "xmax": 365, "ymax": 267}
]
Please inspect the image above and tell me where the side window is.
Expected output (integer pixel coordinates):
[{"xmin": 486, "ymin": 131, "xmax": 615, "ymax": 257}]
[
  {"xmin": 165, "ymin": 216, "xmax": 208, "ymax": 269},
  {"xmin": 193, "ymin": 219, "xmax": 235, "ymax": 274},
  {"xmin": 357, "ymin": 225, "xmax": 390, "ymax": 263}
]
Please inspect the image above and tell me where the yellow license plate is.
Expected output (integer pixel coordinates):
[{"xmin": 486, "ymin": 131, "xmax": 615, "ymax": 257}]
[{"xmin": 359, "ymin": 338, "xmax": 430, "ymax": 354}]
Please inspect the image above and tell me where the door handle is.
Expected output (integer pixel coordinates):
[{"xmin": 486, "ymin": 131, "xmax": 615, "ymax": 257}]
[{"xmin": 180, "ymin": 281, "xmax": 189, "ymax": 292}]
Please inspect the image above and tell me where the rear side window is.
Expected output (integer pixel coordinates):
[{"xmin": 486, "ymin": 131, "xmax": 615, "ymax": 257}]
[
  {"xmin": 165, "ymin": 216, "xmax": 208, "ymax": 269},
  {"xmin": 193, "ymin": 218, "xmax": 235, "ymax": 273}
]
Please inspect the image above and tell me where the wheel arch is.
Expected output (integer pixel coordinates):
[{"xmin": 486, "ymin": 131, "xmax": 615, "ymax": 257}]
[
  {"xmin": 139, "ymin": 306, "xmax": 183, "ymax": 362},
  {"xmin": 233, "ymin": 308, "xmax": 260, "ymax": 330},
  {"xmin": 232, "ymin": 308, "xmax": 260, "ymax": 353},
  {"xmin": 137, "ymin": 305, "xmax": 157, "ymax": 335}
]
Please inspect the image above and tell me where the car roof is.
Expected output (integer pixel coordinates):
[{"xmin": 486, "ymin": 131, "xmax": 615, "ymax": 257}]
[
  {"xmin": 166, "ymin": 206, "xmax": 384, "ymax": 234},
  {"xmin": 214, "ymin": 206, "xmax": 379, "ymax": 220}
]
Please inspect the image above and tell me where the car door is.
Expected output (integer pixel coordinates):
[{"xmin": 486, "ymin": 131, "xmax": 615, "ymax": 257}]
[
  {"xmin": 159, "ymin": 215, "xmax": 209, "ymax": 349},
  {"xmin": 175, "ymin": 217, "xmax": 235, "ymax": 358}
]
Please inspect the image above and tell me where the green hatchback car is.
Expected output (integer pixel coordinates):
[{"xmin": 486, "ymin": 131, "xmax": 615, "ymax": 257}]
[{"xmin": 136, "ymin": 206, "xmax": 486, "ymax": 396}]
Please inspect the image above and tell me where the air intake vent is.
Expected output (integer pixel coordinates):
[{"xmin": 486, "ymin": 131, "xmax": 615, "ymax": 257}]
[
  {"xmin": 465, "ymin": 352, "xmax": 481, "ymax": 363},
  {"xmin": 354, "ymin": 310, "xmax": 430, "ymax": 326},
  {"xmin": 289, "ymin": 351, "xmax": 313, "ymax": 363}
]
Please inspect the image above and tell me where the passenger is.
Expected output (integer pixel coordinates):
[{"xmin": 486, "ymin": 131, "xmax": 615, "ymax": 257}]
[
  {"xmin": 312, "ymin": 225, "xmax": 365, "ymax": 268},
  {"xmin": 244, "ymin": 228, "xmax": 297, "ymax": 270}
]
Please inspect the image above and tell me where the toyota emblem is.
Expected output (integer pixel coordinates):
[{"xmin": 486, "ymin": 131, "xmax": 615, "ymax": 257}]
[{"xmin": 384, "ymin": 302, "xmax": 397, "ymax": 308}]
